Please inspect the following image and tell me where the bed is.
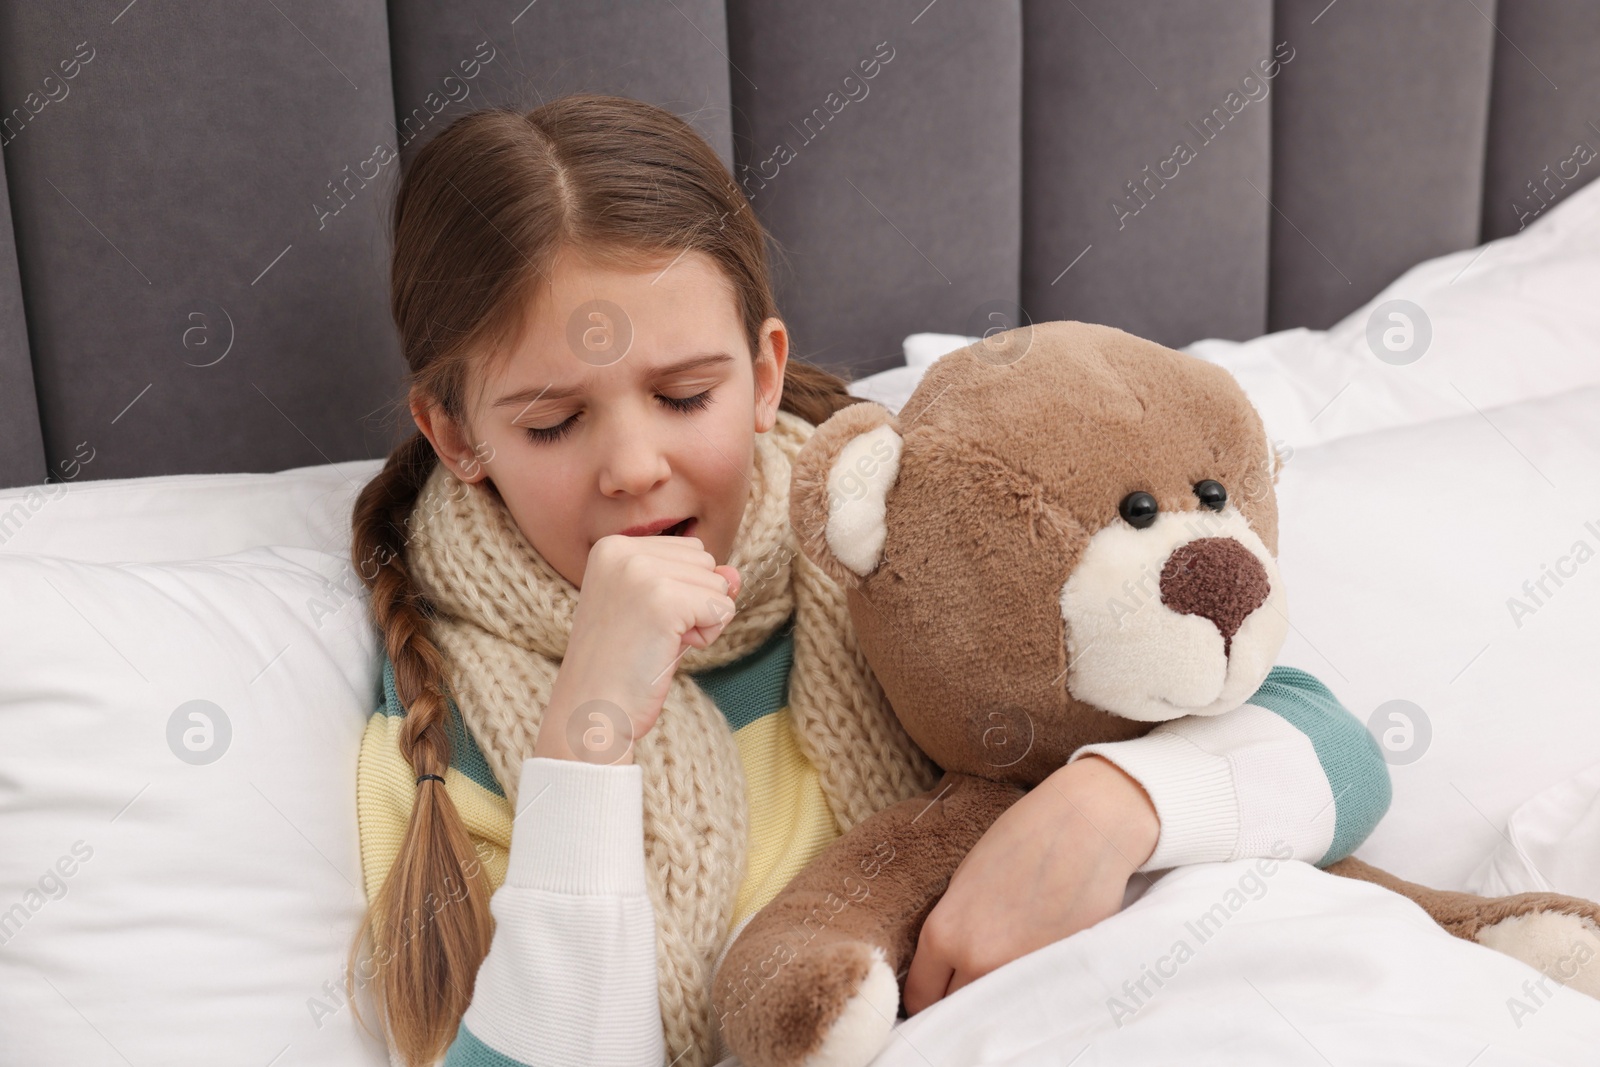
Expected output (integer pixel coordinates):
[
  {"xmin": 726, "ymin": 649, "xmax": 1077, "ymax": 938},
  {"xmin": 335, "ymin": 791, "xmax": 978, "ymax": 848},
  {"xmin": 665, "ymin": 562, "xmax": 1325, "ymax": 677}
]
[{"xmin": 2, "ymin": 1, "xmax": 1598, "ymax": 1064}]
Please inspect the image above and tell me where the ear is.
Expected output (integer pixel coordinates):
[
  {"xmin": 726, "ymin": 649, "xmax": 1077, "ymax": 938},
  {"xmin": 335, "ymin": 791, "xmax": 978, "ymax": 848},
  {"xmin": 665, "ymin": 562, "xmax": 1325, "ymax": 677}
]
[{"xmin": 789, "ymin": 401, "xmax": 904, "ymax": 587}]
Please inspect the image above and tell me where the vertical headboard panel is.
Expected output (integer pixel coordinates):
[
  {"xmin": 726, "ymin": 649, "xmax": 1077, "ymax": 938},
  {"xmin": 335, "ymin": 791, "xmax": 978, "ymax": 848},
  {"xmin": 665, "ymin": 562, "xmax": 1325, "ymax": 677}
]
[
  {"xmin": 1021, "ymin": 0, "xmax": 1275, "ymax": 349},
  {"xmin": 0, "ymin": 149, "xmax": 43, "ymax": 487},
  {"xmin": 388, "ymin": 0, "xmax": 735, "ymax": 173},
  {"xmin": 0, "ymin": 2, "xmax": 402, "ymax": 483},
  {"xmin": 726, "ymin": 0, "xmax": 1023, "ymax": 376},
  {"xmin": 1480, "ymin": 0, "xmax": 1600, "ymax": 242},
  {"xmin": 1267, "ymin": 0, "xmax": 1496, "ymax": 331}
]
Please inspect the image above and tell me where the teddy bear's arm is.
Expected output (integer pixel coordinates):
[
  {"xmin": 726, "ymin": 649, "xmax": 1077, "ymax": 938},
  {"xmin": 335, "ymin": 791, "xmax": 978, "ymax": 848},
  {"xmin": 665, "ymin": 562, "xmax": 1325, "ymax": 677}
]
[
  {"xmin": 1064, "ymin": 664, "xmax": 1391, "ymax": 872},
  {"xmin": 712, "ymin": 771, "xmax": 1025, "ymax": 1067}
]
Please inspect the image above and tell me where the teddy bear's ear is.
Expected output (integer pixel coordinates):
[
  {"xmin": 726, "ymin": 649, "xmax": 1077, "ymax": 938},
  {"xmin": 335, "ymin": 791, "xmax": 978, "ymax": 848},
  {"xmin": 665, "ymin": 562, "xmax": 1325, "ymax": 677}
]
[{"xmin": 789, "ymin": 400, "xmax": 904, "ymax": 587}]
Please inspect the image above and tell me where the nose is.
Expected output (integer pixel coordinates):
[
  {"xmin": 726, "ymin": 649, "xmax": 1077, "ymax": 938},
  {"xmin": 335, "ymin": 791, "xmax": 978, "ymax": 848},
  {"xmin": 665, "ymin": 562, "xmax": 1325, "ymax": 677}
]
[
  {"xmin": 1158, "ymin": 537, "xmax": 1270, "ymax": 658},
  {"xmin": 597, "ymin": 420, "xmax": 672, "ymax": 498}
]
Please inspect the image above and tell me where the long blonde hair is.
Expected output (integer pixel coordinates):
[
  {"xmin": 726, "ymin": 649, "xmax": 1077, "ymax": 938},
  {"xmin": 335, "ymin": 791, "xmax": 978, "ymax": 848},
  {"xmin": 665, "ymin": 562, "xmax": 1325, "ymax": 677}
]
[{"xmin": 346, "ymin": 93, "xmax": 864, "ymax": 1066}]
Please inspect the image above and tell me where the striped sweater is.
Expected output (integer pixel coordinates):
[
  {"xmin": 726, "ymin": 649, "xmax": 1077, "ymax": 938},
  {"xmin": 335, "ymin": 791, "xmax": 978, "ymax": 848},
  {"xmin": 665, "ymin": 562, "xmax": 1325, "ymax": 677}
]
[{"xmin": 355, "ymin": 614, "xmax": 1390, "ymax": 1066}]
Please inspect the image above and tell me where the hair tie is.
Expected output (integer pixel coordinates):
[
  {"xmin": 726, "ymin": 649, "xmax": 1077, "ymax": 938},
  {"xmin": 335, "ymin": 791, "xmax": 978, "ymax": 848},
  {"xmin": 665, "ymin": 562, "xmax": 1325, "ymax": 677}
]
[{"xmin": 416, "ymin": 773, "xmax": 446, "ymax": 785}]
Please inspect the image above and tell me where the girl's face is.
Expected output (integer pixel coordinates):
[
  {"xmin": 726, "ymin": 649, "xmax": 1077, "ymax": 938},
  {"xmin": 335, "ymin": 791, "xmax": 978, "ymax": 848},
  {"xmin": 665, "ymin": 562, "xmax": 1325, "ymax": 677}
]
[{"xmin": 412, "ymin": 248, "xmax": 788, "ymax": 589}]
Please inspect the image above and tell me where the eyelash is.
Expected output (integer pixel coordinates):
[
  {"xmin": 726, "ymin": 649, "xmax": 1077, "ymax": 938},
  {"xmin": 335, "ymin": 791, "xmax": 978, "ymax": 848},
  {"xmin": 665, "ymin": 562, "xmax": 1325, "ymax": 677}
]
[{"xmin": 522, "ymin": 390, "xmax": 715, "ymax": 444}]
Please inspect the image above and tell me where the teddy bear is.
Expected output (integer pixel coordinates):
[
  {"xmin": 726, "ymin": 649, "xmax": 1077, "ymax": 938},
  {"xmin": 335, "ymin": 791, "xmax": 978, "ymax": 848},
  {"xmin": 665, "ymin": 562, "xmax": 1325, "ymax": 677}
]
[{"xmin": 709, "ymin": 319, "xmax": 1600, "ymax": 1067}]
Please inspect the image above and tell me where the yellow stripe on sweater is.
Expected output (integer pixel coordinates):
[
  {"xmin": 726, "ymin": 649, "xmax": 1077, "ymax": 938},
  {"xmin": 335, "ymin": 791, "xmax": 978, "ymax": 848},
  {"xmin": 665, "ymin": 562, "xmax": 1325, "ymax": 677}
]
[
  {"xmin": 729, "ymin": 706, "xmax": 840, "ymax": 927},
  {"xmin": 355, "ymin": 703, "xmax": 841, "ymax": 931}
]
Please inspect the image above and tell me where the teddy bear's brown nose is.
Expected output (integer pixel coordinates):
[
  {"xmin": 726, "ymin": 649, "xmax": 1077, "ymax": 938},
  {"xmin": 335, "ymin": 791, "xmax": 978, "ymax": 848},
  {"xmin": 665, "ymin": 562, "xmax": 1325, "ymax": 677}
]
[{"xmin": 1158, "ymin": 537, "xmax": 1271, "ymax": 658}]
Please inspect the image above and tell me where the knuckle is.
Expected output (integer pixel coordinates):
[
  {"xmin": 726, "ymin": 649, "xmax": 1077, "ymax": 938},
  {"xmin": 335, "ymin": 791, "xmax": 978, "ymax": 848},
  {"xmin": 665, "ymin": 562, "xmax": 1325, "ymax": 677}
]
[
  {"xmin": 921, "ymin": 913, "xmax": 965, "ymax": 959},
  {"xmin": 591, "ymin": 534, "xmax": 624, "ymax": 564},
  {"xmin": 619, "ymin": 551, "xmax": 653, "ymax": 583},
  {"xmin": 643, "ymin": 577, "xmax": 677, "ymax": 615}
]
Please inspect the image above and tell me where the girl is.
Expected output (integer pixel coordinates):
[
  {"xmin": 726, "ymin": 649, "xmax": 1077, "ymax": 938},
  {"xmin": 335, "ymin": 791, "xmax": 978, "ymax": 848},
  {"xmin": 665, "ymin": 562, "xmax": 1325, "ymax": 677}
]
[{"xmin": 348, "ymin": 94, "xmax": 1391, "ymax": 1067}]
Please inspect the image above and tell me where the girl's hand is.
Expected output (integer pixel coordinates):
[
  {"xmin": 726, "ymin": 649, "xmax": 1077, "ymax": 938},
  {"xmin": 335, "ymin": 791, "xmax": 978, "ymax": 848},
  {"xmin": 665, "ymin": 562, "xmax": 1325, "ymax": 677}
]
[
  {"xmin": 902, "ymin": 756, "xmax": 1160, "ymax": 1015},
  {"xmin": 534, "ymin": 533, "xmax": 740, "ymax": 764}
]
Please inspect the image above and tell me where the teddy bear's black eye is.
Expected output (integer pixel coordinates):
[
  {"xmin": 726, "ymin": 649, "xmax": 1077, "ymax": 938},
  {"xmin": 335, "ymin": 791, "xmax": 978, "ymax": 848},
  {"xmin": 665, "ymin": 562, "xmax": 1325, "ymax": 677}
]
[
  {"xmin": 1118, "ymin": 491, "xmax": 1159, "ymax": 529},
  {"xmin": 1194, "ymin": 480, "xmax": 1227, "ymax": 511}
]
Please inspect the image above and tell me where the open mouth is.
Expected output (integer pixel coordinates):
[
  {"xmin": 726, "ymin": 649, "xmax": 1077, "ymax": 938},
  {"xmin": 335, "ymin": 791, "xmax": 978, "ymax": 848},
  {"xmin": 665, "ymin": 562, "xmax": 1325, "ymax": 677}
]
[{"xmin": 656, "ymin": 518, "xmax": 694, "ymax": 536}]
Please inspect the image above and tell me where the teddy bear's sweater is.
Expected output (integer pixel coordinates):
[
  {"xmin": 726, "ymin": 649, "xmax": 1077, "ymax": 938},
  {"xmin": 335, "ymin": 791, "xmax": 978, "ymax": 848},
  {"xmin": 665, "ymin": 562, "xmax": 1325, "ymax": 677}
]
[{"xmin": 358, "ymin": 614, "xmax": 1389, "ymax": 1067}]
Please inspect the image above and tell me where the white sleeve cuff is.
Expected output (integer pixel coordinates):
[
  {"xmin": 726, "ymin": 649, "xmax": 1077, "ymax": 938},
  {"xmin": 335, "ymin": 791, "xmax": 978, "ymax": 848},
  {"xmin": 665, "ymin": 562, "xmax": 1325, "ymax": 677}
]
[
  {"xmin": 1068, "ymin": 704, "xmax": 1340, "ymax": 872},
  {"xmin": 1069, "ymin": 731, "xmax": 1241, "ymax": 871},
  {"xmin": 506, "ymin": 756, "xmax": 649, "ymax": 895},
  {"xmin": 464, "ymin": 755, "xmax": 664, "ymax": 1066}
]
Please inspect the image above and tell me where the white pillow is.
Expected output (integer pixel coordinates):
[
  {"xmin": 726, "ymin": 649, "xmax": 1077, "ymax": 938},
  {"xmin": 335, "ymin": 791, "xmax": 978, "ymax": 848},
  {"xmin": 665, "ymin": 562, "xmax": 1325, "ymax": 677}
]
[
  {"xmin": 1267, "ymin": 382, "xmax": 1600, "ymax": 890},
  {"xmin": 0, "ymin": 457, "xmax": 384, "ymax": 563},
  {"xmin": 1470, "ymin": 759, "xmax": 1600, "ymax": 902},
  {"xmin": 0, "ymin": 545, "xmax": 387, "ymax": 1066},
  {"xmin": 1186, "ymin": 176, "xmax": 1600, "ymax": 451}
]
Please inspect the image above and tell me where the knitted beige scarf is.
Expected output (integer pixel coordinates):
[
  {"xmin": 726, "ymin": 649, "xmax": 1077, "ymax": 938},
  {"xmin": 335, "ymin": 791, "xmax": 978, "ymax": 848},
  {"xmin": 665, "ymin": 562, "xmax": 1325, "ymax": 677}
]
[{"xmin": 404, "ymin": 408, "xmax": 940, "ymax": 1067}]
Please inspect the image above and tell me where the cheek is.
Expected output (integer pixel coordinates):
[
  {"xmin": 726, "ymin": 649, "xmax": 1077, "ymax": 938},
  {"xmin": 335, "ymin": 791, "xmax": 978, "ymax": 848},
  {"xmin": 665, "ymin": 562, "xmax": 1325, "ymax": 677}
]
[
  {"xmin": 490, "ymin": 450, "xmax": 588, "ymax": 567},
  {"xmin": 701, "ymin": 433, "xmax": 757, "ymax": 509},
  {"xmin": 682, "ymin": 425, "xmax": 756, "ymax": 557}
]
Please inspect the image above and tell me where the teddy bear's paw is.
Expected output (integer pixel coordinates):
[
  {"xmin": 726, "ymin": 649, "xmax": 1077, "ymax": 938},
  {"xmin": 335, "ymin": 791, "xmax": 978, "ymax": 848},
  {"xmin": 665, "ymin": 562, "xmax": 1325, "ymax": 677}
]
[
  {"xmin": 793, "ymin": 944, "xmax": 899, "ymax": 1067},
  {"xmin": 1475, "ymin": 906, "xmax": 1600, "ymax": 999},
  {"xmin": 722, "ymin": 939, "xmax": 898, "ymax": 1067}
]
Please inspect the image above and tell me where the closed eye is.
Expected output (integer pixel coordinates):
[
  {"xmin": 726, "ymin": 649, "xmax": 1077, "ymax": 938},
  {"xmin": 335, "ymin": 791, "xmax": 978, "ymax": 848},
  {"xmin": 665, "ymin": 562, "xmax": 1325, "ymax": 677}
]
[
  {"xmin": 658, "ymin": 389, "xmax": 714, "ymax": 416},
  {"xmin": 522, "ymin": 389, "xmax": 715, "ymax": 444}
]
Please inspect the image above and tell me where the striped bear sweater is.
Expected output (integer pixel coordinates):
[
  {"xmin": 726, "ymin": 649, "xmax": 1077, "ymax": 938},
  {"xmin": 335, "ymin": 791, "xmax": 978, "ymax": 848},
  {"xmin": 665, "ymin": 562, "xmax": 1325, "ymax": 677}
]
[{"xmin": 355, "ymin": 613, "xmax": 1391, "ymax": 1066}]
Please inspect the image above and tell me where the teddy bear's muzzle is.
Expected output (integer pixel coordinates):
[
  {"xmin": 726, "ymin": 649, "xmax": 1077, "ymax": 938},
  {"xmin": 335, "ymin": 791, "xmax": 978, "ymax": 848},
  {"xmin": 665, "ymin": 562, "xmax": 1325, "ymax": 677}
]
[
  {"xmin": 1157, "ymin": 536, "xmax": 1272, "ymax": 659},
  {"xmin": 1057, "ymin": 509, "xmax": 1289, "ymax": 722}
]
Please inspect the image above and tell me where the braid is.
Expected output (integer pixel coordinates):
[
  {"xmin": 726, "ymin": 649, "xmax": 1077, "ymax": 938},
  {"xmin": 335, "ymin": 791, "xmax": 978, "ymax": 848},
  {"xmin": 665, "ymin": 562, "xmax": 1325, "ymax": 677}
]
[{"xmin": 345, "ymin": 429, "xmax": 494, "ymax": 1066}]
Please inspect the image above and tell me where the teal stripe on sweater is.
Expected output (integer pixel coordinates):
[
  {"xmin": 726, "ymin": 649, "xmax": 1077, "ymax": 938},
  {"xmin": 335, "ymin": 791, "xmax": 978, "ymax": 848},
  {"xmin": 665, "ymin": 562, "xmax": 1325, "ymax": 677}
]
[
  {"xmin": 444, "ymin": 1022, "xmax": 529, "ymax": 1065},
  {"xmin": 690, "ymin": 613, "xmax": 795, "ymax": 731},
  {"xmin": 377, "ymin": 612, "xmax": 797, "ymax": 797},
  {"xmin": 381, "ymin": 656, "xmax": 505, "ymax": 799},
  {"xmin": 1246, "ymin": 665, "xmax": 1393, "ymax": 866}
]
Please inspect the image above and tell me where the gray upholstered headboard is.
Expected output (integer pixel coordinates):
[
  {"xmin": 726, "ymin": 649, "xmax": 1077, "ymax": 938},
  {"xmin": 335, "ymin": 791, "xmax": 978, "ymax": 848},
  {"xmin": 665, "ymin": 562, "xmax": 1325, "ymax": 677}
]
[{"xmin": 1, "ymin": 0, "xmax": 1595, "ymax": 489}]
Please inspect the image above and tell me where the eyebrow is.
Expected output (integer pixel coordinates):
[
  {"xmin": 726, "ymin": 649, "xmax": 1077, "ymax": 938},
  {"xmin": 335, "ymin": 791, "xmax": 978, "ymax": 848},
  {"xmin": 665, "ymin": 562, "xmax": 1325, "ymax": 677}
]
[{"xmin": 492, "ymin": 352, "xmax": 737, "ymax": 408}]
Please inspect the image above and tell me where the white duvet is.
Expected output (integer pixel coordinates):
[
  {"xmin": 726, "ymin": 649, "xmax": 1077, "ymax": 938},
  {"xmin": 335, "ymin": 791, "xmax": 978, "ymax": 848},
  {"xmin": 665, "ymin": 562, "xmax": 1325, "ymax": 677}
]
[{"xmin": 864, "ymin": 858, "xmax": 1600, "ymax": 1066}]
